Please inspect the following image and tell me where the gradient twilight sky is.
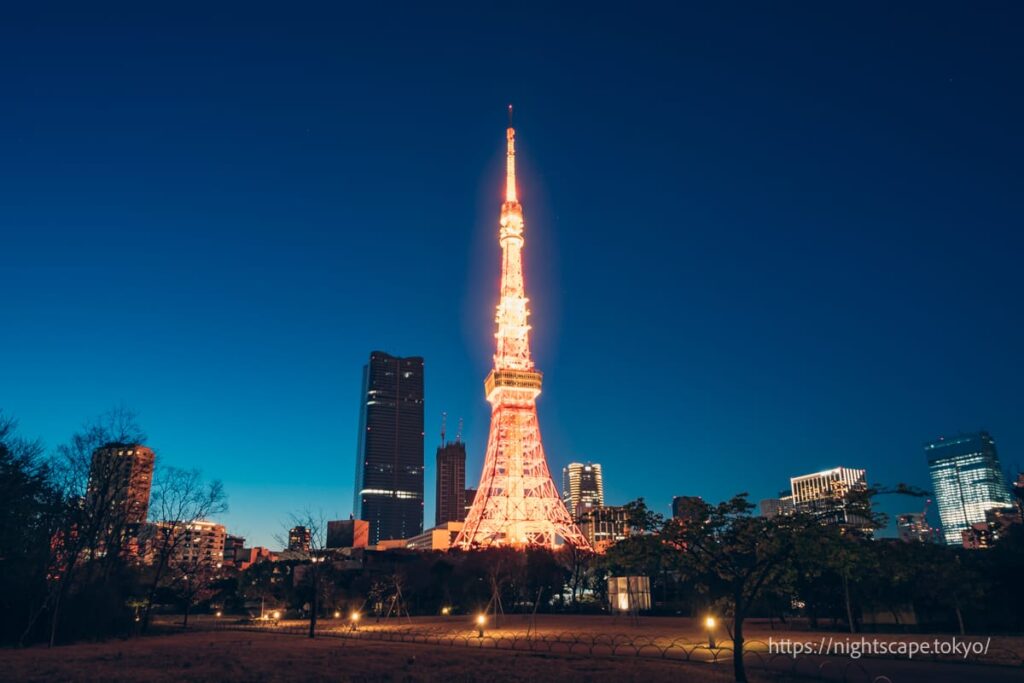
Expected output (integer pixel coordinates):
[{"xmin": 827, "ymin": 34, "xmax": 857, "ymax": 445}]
[{"xmin": 2, "ymin": 4, "xmax": 1022, "ymax": 547}]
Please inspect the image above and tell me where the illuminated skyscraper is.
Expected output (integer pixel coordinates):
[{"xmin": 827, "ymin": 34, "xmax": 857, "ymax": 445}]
[
  {"xmin": 926, "ymin": 432, "xmax": 1012, "ymax": 545},
  {"xmin": 790, "ymin": 466, "xmax": 872, "ymax": 530},
  {"xmin": 562, "ymin": 462, "xmax": 604, "ymax": 518},
  {"xmin": 456, "ymin": 113, "xmax": 588, "ymax": 549},
  {"xmin": 354, "ymin": 351, "xmax": 425, "ymax": 544}
]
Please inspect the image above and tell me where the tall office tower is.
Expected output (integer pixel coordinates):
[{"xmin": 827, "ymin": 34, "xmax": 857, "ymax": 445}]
[
  {"xmin": 562, "ymin": 462, "xmax": 605, "ymax": 518},
  {"xmin": 354, "ymin": 351, "xmax": 425, "ymax": 544},
  {"xmin": 456, "ymin": 114, "xmax": 588, "ymax": 549},
  {"xmin": 288, "ymin": 525, "xmax": 311, "ymax": 552},
  {"xmin": 435, "ymin": 424, "xmax": 467, "ymax": 526},
  {"xmin": 926, "ymin": 432, "xmax": 1012, "ymax": 545},
  {"xmin": 790, "ymin": 467, "xmax": 872, "ymax": 529},
  {"xmin": 86, "ymin": 444, "xmax": 156, "ymax": 526}
]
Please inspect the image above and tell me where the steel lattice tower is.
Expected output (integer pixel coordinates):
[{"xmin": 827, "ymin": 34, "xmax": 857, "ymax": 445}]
[{"xmin": 456, "ymin": 114, "xmax": 590, "ymax": 550}]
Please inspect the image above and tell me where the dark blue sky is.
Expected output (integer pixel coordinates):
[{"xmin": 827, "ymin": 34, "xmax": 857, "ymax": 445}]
[{"xmin": 2, "ymin": 3, "xmax": 1022, "ymax": 546}]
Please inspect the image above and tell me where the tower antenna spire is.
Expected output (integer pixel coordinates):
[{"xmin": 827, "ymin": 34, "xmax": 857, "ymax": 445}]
[
  {"xmin": 457, "ymin": 417, "xmax": 464, "ymax": 444},
  {"xmin": 505, "ymin": 105, "xmax": 517, "ymax": 203},
  {"xmin": 441, "ymin": 411, "xmax": 447, "ymax": 446}
]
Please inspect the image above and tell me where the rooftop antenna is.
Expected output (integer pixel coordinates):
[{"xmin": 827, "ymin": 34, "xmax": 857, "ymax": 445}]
[
  {"xmin": 441, "ymin": 411, "xmax": 447, "ymax": 446},
  {"xmin": 457, "ymin": 417, "xmax": 464, "ymax": 444}
]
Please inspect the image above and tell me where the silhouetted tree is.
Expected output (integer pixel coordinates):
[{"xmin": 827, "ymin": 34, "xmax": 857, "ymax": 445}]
[{"xmin": 140, "ymin": 466, "xmax": 226, "ymax": 632}]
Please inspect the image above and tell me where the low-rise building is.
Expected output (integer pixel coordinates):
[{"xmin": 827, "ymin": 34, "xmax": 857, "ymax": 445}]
[{"xmin": 405, "ymin": 521, "xmax": 464, "ymax": 551}]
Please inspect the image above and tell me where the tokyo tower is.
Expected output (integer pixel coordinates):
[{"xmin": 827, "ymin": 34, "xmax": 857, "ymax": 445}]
[{"xmin": 456, "ymin": 112, "xmax": 590, "ymax": 550}]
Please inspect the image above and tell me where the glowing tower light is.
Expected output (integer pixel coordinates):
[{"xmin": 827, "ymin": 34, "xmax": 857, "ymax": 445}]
[{"xmin": 455, "ymin": 110, "xmax": 590, "ymax": 550}]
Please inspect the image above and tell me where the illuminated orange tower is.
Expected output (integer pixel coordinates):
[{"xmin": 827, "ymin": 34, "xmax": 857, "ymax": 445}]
[{"xmin": 456, "ymin": 111, "xmax": 589, "ymax": 549}]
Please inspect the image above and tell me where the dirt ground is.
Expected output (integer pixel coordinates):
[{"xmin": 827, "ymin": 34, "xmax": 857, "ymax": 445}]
[{"xmin": 1, "ymin": 630, "xmax": 752, "ymax": 683}]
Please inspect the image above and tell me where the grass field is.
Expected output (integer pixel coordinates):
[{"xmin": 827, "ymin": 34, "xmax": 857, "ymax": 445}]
[
  {"xmin": 4, "ymin": 630, "xmax": 749, "ymax": 683},
  {"xmin": 8, "ymin": 615, "xmax": 1023, "ymax": 682}
]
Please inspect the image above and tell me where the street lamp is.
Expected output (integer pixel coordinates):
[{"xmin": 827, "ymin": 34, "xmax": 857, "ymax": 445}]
[
  {"xmin": 272, "ymin": 610, "xmax": 281, "ymax": 623},
  {"xmin": 441, "ymin": 606, "xmax": 450, "ymax": 616},
  {"xmin": 333, "ymin": 610, "xmax": 341, "ymax": 619},
  {"xmin": 704, "ymin": 615, "xmax": 717, "ymax": 649},
  {"xmin": 476, "ymin": 613, "xmax": 486, "ymax": 638},
  {"xmin": 350, "ymin": 611, "xmax": 361, "ymax": 631}
]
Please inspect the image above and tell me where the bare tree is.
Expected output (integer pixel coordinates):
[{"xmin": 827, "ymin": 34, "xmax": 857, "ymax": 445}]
[
  {"xmin": 27, "ymin": 408, "xmax": 147, "ymax": 647},
  {"xmin": 281, "ymin": 511, "xmax": 328, "ymax": 638},
  {"xmin": 140, "ymin": 466, "xmax": 227, "ymax": 632}
]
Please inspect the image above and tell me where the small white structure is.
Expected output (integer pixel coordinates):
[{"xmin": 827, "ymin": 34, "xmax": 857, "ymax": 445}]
[{"xmin": 607, "ymin": 576, "xmax": 651, "ymax": 613}]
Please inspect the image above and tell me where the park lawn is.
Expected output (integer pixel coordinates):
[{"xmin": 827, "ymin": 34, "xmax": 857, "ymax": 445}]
[{"xmin": 3, "ymin": 630, "xmax": 762, "ymax": 683}]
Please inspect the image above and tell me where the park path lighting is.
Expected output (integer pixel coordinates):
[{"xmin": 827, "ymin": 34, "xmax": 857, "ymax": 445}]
[
  {"xmin": 704, "ymin": 615, "xmax": 717, "ymax": 649},
  {"xmin": 350, "ymin": 611, "xmax": 361, "ymax": 631},
  {"xmin": 476, "ymin": 613, "xmax": 486, "ymax": 638},
  {"xmin": 333, "ymin": 610, "xmax": 341, "ymax": 619},
  {"xmin": 215, "ymin": 611, "xmax": 222, "ymax": 618},
  {"xmin": 441, "ymin": 606, "xmax": 450, "ymax": 616}
]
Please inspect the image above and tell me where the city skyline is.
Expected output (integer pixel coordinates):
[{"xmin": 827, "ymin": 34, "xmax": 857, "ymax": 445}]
[{"xmin": 3, "ymin": 5, "xmax": 1022, "ymax": 548}]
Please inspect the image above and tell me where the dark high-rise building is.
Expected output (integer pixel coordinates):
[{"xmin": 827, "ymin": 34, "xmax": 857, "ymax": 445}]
[
  {"xmin": 288, "ymin": 526, "xmax": 311, "ymax": 552},
  {"xmin": 224, "ymin": 534, "xmax": 246, "ymax": 566},
  {"xmin": 464, "ymin": 488, "xmax": 477, "ymax": 518},
  {"xmin": 927, "ymin": 432, "xmax": 1012, "ymax": 545},
  {"xmin": 435, "ymin": 436, "xmax": 467, "ymax": 527},
  {"xmin": 354, "ymin": 351, "xmax": 425, "ymax": 544},
  {"xmin": 672, "ymin": 496, "xmax": 706, "ymax": 524}
]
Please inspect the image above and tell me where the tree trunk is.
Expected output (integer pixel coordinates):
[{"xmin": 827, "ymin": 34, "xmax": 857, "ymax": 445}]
[
  {"xmin": 732, "ymin": 610, "xmax": 747, "ymax": 683},
  {"xmin": 309, "ymin": 579, "xmax": 318, "ymax": 639},
  {"xmin": 954, "ymin": 604, "xmax": 965, "ymax": 635},
  {"xmin": 141, "ymin": 551, "xmax": 170, "ymax": 634},
  {"xmin": 183, "ymin": 599, "xmax": 191, "ymax": 628},
  {"xmin": 48, "ymin": 585, "xmax": 64, "ymax": 648},
  {"xmin": 843, "ymin": 571, "xmax": 855, "ymax": 634}
]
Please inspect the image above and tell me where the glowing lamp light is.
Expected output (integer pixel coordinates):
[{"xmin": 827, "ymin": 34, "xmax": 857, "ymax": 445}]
[
  {"xmin": 333, "ymin": 610, "xmax": 341, "ymax": 619},
  {"xmin": 272, "ymin": 611, "xmax": 280, "ymax": 620},
  {"xmin": 704, "ymin": 615, "xmax": 717, "ymax": 649},
  {"xmin": 216, "ymin": 611, "xmax": 222, "ymax": 618},
  {"xmin": 476, "ymin": 613, "xmax": 486, "ymax": 638},
  {"xmin": 441, "ymin": 606, "xmax": 450, "ymax": 615},
  {"xmin": 350, "ymin": 611, "xmax": 361, "ymax": 622}
]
